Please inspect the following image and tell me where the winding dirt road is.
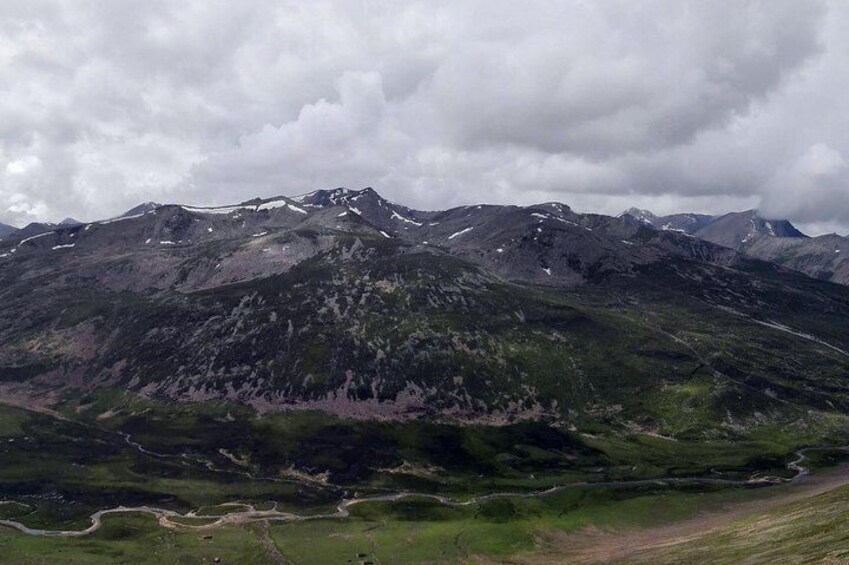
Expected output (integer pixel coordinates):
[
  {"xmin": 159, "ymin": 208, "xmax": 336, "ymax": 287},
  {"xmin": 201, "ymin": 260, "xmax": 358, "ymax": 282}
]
[{"xmin": 1, "ymin": 445, "xmax": 843, "ymax": 538}]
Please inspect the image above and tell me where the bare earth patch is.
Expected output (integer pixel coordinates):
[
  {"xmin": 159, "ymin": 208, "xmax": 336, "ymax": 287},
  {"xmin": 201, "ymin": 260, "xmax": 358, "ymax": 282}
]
[{"xmin": 0, "ymin": 384, "xmax": 68, "ymax": 421}]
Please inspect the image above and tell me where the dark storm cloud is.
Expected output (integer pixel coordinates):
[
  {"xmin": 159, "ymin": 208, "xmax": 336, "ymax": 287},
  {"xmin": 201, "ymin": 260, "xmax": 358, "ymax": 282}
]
[{"xmin": 1, "ymin": 1, "xmax": 846, "ymax": 234}]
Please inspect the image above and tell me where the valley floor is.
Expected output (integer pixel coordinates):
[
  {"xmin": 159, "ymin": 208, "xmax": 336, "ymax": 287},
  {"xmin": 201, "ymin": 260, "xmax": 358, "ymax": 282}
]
[
  {"xmin": 3, "ymin": 467, "xmax": 849, "ymax": 563},
  {"xmin": 3, "ymin": 397, "xmax": 849, "ymax": 563}
]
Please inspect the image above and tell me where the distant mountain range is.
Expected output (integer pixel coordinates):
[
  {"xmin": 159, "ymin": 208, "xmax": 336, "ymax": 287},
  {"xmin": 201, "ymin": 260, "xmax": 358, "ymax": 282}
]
[
  {"xmin": 1, "ymin": 188, "xmax": 750, "ymax": 290},
  {"xmin": 0, "ymin": 198, "xmax": 849, "ymax": 284},
  {"xmin": 621, "ymin": 208, "xmax": 716, "ymax": 234},
  {"xmin": 0, "ymin": 218, "xmax": 82, "ymax": 240},
  {"xmin": 1, "ymin": 187, "xmax": 848, "ymax": 431},
  {"xmin": 620, "ymin": 208, "xmax": 848, "ymax": 285},
  {"xmin": 621, "ymin": 207, "xmax": 807, "ymax": 241},
  {"xmin": 2, "ymin": 196, "xmax": 846, "ymax": 287}
]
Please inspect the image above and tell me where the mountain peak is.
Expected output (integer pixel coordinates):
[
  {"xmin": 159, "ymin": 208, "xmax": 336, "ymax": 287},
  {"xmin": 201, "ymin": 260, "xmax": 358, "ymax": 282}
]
[
  {"xmin": 620, "ymin": 208, "xmax": 714, "ymax": 234},
  {"xmin": 123, "ymin": 202, "xmax": 161, "ymax": 217},
  {"xmin": 294, "ymin": 186, "xmax": 388, "ymax": 208},
  {"xmin": 621, "ymin": 208, "xmax": 658, "ymax": 225},
  {"xmin": 694, "ymin": 210, "xmax": 807, "ymax": 249}
]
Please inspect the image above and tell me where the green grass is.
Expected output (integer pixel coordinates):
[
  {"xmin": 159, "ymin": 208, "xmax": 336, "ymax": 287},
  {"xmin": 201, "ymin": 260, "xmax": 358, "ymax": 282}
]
[
  {"xmin": 70, "ymin": 395, "xmax": 837, "ymax": 491},
  {"xmin": 0, "ymin": 460, "xmax": 845, "ymax": 563},
  {"xmin": 626, "ymin": 483, "xmax": 849, "ymax": 564},
  {"xmin": 0, "ymin": 397, "xmax": 836, "ymax": 532},
  {"xmin": 0, "ymin": 406, "xmax": 29, "ymax": 437},
  {"xmin": 580, "ymin": 432, "xmax": 800, "ymax": 480},
  {"xmin": 799, "ymin": 448, "xmax": 849, "ymax": 475},
  {"xmin": 268, "ymin": 483, "xmax": 779, "ymax": 564},
  {"xmin": 0, "ymin": 394, "xmax": 847, "ymax": 563},
  {"xmin": 0, "ymin": 514, "xmax": 270, "ymax": 564}
]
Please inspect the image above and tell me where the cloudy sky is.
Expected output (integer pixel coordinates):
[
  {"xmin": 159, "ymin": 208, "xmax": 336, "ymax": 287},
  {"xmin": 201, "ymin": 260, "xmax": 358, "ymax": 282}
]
[{"xmin": 1, "ymin": 1, "xmax": 847, "ymax": 234}]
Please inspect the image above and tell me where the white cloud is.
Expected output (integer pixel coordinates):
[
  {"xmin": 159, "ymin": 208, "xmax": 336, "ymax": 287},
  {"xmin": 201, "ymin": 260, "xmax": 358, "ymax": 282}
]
[
  {"xmin": 760, "ymin": 143, "xmax": 849, "ymax": 223},
  {"xmin": 0, "ymin": 0, "xmax": 846, "ymax": 234}
]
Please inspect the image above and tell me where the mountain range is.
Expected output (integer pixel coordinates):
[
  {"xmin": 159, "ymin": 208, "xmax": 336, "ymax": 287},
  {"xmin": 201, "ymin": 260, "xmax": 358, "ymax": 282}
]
[
  {"xmin": 0, "ymin": 187, "xmax": 847, "ymax": 438},
  {"xmin": 621, "ymin": 207, "xmax": 848, "ymax": 285}
]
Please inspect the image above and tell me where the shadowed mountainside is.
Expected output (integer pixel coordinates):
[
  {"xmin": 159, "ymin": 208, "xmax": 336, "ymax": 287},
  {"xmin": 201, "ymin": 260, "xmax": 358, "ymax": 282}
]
[{"xmin": 0, "ymin": 188, "xmax": 848, "ymax": 435}]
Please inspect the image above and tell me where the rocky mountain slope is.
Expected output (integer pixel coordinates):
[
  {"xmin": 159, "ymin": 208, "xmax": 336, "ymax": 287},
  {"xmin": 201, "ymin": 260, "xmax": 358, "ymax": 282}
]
[
  {"xmin": 0, "ymin": 219, "xmax": 82, "ymax": 242},
  {"xmin": 743, "ymin": 233, "xmax": 849, "ymax": 284},
  {"xmin": 623, "ymin": 207, "xmax": 849, "ymax": 286},
  {"xmin": 1, "ymin": 188, "xmax": 848, "ymax": 436},
  {"xmin": 0, "ymin": 222, "xmax": 16, "ymax": 238},
  {"xmin": 694, "ymin": 210, "xmax": 807, "ymax": 247},
  {"xmin": 621, "ymin": 208, "xmax": 714, "ymax": 234}
]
